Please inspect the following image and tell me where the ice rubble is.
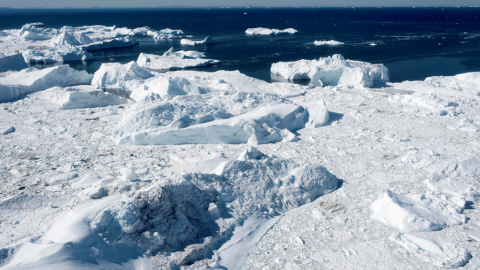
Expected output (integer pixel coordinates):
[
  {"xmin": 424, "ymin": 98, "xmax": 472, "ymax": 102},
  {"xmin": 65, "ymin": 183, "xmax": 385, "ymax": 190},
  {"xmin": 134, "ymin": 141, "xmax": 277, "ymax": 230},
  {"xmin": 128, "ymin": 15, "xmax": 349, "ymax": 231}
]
[
  {"xmin": 314, "ymin": 40, "xmax": 344, "ymax": 46},
  {"xmin": 370, "ymin": 190, "xmax": 466, "ymax": 232},
  {"xmin": 0, "ymin": 54, "xmax": 28, "ymax": 72},
  {"xmin": 271, "ymin": 54, "xmax": 389, "ymax": 88},
  {"xmin": 390, "ymin": 233, "xmax": 471, "ymax": 268},
  {"xmin": 4, "ymin": 148, "xmax": 338, "ymax": 269},
  {"xmin": 245, "ymin": 27, "xmax": 298, "ymax": 35},
  {"xmin": 137, "ymin": 48, "xmax": 220, "ymax": 71},
  {"xmin": 180, "ymin": 36, "xmax": 216, "ymax": 46},
  {"xmin": 0, "ymin": 65, "xmax": 93, "ymax": 102},
  {"xmin": 36, "ymin": 85, "xmax": 129, "ymax": 110}
]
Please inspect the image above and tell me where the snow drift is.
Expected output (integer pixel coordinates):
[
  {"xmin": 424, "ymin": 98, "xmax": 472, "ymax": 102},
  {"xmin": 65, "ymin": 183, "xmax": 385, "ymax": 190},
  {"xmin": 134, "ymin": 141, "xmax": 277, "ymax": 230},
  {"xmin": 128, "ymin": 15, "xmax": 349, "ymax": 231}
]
[{"xmin": 271, "ymin": 54, "xmax": 389, "ymax": 88}]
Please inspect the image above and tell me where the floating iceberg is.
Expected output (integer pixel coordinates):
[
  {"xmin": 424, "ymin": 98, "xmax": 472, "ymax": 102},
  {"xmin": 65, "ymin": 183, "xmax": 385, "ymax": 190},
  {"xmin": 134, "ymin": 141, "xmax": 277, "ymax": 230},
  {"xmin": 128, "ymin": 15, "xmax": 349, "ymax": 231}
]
[
  {"xmin": 245, "ymin": 27, "xmax": 298, "ymax": 35},
  {"xmin": 82, "ymin": 36, "xmax": 138, "ymax": 51},
  {"xmin": 314, "ymin": 40, "xmax": 344, "ymax": 46},
  {"xmin": 50, "ymin": 32, "xmax": 93, "ymax": 46},
  {"xmin": 23, "ymin": 46, "xmax": 94, "ymax": 63},
  {"xmin": 271, "ymin": 54, "xmax": 389, "ymax": 88},
  {"xmin": 0, "ymin": 65, "xmax": 93, "ymax": 102},
  {"xmin": 37, "ymin": 85, "xmax": 129, "ymax": 110},
  {"xmin": 180, "ymin": 36, "xmax": 216, "ymax": 46},
  {"xmin": 92, "ymin": 61, "xmax": 154, "ymax": 90},
  {"xmin": 370, "ymin": 190, "xmax": 465, "ymax": 232},
  {"xmin": 0, "ymin": 53, "xmax": 28, "ymax": 72},
  {"xmin": 136, "ymin": 49, "xmax": 219, "ymax": 71}
]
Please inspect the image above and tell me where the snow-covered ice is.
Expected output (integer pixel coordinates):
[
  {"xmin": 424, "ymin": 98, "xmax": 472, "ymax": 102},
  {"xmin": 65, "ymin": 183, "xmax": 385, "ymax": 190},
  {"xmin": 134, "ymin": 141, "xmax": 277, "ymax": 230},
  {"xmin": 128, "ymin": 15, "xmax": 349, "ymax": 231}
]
[
  {"xmin": 180, "ymin": 36, "xmax": 216, "ymax": 46},
  {"xmin": 271, "ymin": 54, "xmax": 390, "ymax": 88},
  {"xmin": 92, "ymin": 61, "xmax": 154, "ymax": 90},
  {"xmin": 245, "ymin": 27, "xmax": 298, "ymax": 35},
  {"xmin": 0, "ymin": 54, "xmax": 28, "ymax": 72},
  {"xmin": 137, "ymin": 49, "xmax": 220, "ymax": 71},
  {"xmin": 314, "ymin": 40, "xmax": 344, "ymax": 46}
]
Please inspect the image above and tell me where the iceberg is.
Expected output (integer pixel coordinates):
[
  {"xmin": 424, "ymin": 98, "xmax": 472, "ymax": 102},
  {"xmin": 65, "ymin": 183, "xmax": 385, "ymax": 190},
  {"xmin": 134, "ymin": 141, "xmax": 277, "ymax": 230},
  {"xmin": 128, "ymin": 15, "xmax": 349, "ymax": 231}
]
[
  {"xmin": 180, "ymin": 36, "xmax": 216, "ymax": 46},
  {"xmin": 22, "ymin": 47, "xmax": 94, "ymax": 63},
  {"xmin": 314, "ymin": 40, "xmax": 344, "ymax": 46},
  {"xmin": 245, "ymin": 27, "xmax": 298, "ymax": 35},
  {"xmin": 136, "ymin": 49, "xmax": 219, "ymax": 71},
  {"xmin": 92, "ymin": 61, "xmax": 154, "ymax": 90},
  {"xmin": 82, "ymin": 36, "xmax": 138, "ymax": 51},
  {"xmin": 0, "ymin": 65, "xmax": 93, "ymax": 102},
  {"xmin": 271, "ymin": 54, "xmax": 389, "ymax": 88},
  {"xmin": 0, "ymin": 53, "xmax": 28, "ymax": 72}
]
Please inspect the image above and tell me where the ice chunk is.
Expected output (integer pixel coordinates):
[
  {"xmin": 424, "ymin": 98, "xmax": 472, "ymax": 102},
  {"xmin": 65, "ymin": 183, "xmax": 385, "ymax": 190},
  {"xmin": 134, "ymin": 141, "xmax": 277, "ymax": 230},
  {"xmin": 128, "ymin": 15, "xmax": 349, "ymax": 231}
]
[
  {"xmin": 425, "ymin": 177, "xmax": 478, "ymax": 198},
  {"xmin": 92, "ymin": 61, "xmax": 154, "ymax": 90},
  {"xmin": 36, "ymin": 85, "xmax": 129, "ymax": 109},
  {"xmin": 237, "ymin": 146, "xmax": 268, "ymax": 161},
  {"xmin": 1, "ymin": 126, "xmax": 15, "ymax": 135},
  {"xmin": 245, "ymin": 27, "xmax": 298, "ymax": 35},
  {"xmin": 390, "ymin": 91, "xmax": 459, "ymax": 116},
  {"xmin": 370, "ymin": 190, "xmax": 466, "ymax": 232},
  {"xmin": 271, "ymin": 54, "xmax": 389, "ymax": 88},
  {"xmin": 304, "ymin": 100, "xmax": 330, "ymax": 128},
  {"xmin": 22, "ymin": 47, "xmax": 94, "ymax": 63},
  {"xmin": 180, "ymin": 36, "xmax": 216, "ymax": 46},
  {"xmin": 162, "ymin": 47, "xmax": 206, "ymax": 59},
  {"xmin": 390, "ymin": 233, "xmax": 471, "ymax": 268},
  {"xmin": 136, "ymin": 51, "xmax": 219, "ymax": 71},
  {"xmin": 314, "ymin": 40, "xmax": 344, "ymax": 46},
  {"xmin": 0, "ymin": 53, "xmax": 28, "ymax": 72},
  {"xmin": 0, "ymin": 65, "xmax": 93, "ymax": 102},
  {"xmin": 82, "ymin": 36, "xmax": 138, "ymax": 51},
  {"xmin": 151, "ymin": 28, "xmax": 185, "ymax": 40}
]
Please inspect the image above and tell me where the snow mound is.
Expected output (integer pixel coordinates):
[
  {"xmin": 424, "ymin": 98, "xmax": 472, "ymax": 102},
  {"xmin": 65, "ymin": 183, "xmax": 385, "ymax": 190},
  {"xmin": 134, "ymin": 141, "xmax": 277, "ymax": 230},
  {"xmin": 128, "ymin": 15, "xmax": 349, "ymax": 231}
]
[
  {"xmin": 0, "ymin": 65, "xmax": 93, "ymax": 102},
  {"xmin": 92, "ymin": 61, "xmax": 154, "ymax": 90},
  {"xmin": 370, "ymin": 190, "xmax": 466, "ymax": 232},
  {"xmin": 390, "ymin": 233, "xmax": 471, "ymax": 268},
  {"xmin": 245, "ymin": 27, "xmax": 298, "ymax": 35},
  {"xmin": 5, "ymin": 148, "xmax": 337, "ymax": 269},
  {"xmin": 37, "ymin": 85, "xmax": 129, "ymax": 110},
  {"xmin": 271, "ymin": 54, "xmax": 389, "ymax": 88},
  {"xmin": 0, "ymin": 54, "xmax": 28, "ymax": 72},
  {"xmin": 129, "ymin": 70, "xmax": 306, "ymax": 101},
  {"xmin": 137, "ymin": 50, "xmax": 219, "ymax": 71},
  {"xmin": 180, "ymin": 36, "xmax": 216, "ymax": 46},
  {"xmin": 82, "ymin": 36, "xmax": 138, "ymax": 51},
  {"xmin": 314, "ymin": 40, "xmax": 344, "ymax": 46}
]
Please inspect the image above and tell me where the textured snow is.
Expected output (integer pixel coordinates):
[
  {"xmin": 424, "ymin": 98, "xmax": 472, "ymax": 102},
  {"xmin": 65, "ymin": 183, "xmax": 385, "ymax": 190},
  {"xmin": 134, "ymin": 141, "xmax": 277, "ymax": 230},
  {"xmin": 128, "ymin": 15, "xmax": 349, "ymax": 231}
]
[
  {"xmin": 137, "ymin": 49, "xmax": 219, "ymax": 71},
  {"xmin": 271, "ymin": 54, "xmax": 390, "ymax": 88},
  {"xmin": 245, "ymin": 27, "xmax": 298, "ymax": 35},
  {"xmin": 0, "ymin": 65, "xmax": 93, "ymax": 102},
  {"xmin": 314, "ymin": 40, "xmax": 344, "ymax": 46}
]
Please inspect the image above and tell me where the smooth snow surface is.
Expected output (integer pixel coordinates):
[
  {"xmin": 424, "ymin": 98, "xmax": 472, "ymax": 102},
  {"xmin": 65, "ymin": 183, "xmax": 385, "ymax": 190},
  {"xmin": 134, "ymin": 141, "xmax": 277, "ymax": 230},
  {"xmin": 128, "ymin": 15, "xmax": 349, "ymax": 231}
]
[
  {"xmin": 245, "ymin": 27, "xmax": 298, "ymax": 35},
  {"xmin": 1, "ymin": 53, "xmax": 480, "ymax": 269},
  {"xmin": 271, "ymin": 54, "xmax": 390, "ymax": 88}
]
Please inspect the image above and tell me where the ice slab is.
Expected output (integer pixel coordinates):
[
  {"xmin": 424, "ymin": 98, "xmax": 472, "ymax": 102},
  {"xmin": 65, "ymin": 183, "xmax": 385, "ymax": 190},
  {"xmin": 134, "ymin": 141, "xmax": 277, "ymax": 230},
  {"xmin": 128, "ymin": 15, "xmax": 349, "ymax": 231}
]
[
  {"xmin": 137, "ymin": 51, "xmax": 219, "ymax": 71},
  {"xmin": 0, "ymin": 54, "xmax": 28, "ymax": 72},
  {"xmin": 245, "ymin": 27, "xmax": 298, "ymax": 35},
  {"xmin": 0, "ymin": 65, "xmax": 93, "ymax": 102},
  {"xmin": 36, "ymin": 85, "xmax": 129, "ymax": 109},
  {"xmin": 370, "ymin": 190, "xmax": 466, "ymax": 232},
  {"xmin": 180, "ymin": 36, "xmax": 216, "ymax": 46},
  {"xmin": 82, "ymin": 36, "xmax": 138, "ymax": 51},
  {"xmin": 271, "ymin": 54, "xmax": 389, "ymax": 88}
]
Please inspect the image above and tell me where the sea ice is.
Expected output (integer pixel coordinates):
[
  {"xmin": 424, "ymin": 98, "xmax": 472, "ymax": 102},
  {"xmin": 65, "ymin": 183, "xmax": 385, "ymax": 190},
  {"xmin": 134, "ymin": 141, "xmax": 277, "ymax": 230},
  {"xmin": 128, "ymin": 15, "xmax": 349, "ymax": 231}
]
[
  {"xmin": 370, "ymin": 190, "xmax": 466, "ymax": 232},
  {"xmin": 136, "ymin": 49, "xmax": 219, "ymax": 71},
  {"xmin": 180, "ymin": 36, "xmax": 216, "ymax": 46},
  {"xmin": 314, "ymin": 40, "xmax": 344, "ymax": 46},
  {"xmin": 0, "ymin": 65, "xmax": 93, "ymax": 102},
  {"xmin": 82, "ymin": 36, "xmax": 138, "ymax": 51},
  {"xmin": 271, "ymin": 54, "xmax": 389, "ymax": 88},
  {"xmin": 245, "ymin": 27, "xmax": 298, "ymax": 35}
]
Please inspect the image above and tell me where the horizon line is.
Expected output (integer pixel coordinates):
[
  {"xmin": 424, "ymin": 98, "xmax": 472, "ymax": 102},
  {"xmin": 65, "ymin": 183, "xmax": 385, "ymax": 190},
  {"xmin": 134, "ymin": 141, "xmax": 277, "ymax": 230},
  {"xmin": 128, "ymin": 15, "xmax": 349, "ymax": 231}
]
[{"xmin": 1, "ymin": 6, "xmax": 480, "ymax": 10}]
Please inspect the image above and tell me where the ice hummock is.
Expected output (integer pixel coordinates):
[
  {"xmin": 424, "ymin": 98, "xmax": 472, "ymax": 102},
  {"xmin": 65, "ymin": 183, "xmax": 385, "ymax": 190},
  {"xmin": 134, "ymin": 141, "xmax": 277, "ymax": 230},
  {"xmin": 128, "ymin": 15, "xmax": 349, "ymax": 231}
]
[
  {"xmin": 271, "ymin": 54, "xmax": 389, "ymax": 88},
  {"xmin": 245, "ymin": 27, "xmax": 298, "ymax": 35},
  {"xmin": 137, "ymin": 48, "xmax": 220, "ymax": 71},
  {"xmin": 0, "ymin": 65, "xmax": 93, "ymax": 102}
]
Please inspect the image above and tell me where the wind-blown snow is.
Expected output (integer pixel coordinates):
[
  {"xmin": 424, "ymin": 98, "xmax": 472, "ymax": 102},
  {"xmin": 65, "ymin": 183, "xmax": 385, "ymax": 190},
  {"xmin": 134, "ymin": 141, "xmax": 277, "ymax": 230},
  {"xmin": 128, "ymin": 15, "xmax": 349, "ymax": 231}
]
[
  {"xmin": 245, "ymin": 27, "xmax": 298, "ymax": 35},
  {"xmin": 271, "ymin": 54, "xmax": 390, "ymax": 88},
  {"xmin": 0, "ymin": 65, "xmax": 93, "ymax": 102}
]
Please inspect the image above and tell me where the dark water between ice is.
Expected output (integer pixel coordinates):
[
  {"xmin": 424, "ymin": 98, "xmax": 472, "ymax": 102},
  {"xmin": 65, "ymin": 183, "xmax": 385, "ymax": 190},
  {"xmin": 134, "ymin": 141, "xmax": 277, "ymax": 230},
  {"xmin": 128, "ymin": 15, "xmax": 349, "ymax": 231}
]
[{"xmin": 2, "ymin": 7, "xmax": 480, "ymax": 82}]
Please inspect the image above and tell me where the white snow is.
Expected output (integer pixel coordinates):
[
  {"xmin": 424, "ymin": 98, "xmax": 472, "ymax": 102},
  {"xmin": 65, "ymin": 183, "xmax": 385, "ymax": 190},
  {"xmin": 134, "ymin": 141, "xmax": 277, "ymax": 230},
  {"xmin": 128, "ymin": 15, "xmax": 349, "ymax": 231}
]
[
  {"xmin": 0, "ymin": 65, "xmax": 93, "ymax": 102},
  {"xmin": 136, "ymin": 49, "xmax": 219, "ymax": 71},
  {"xmin": 245, "ymin": 27, "xmax": 298, "ymax": 35},
  {"xmin": 271, "ymin": 54, "xmax": 390, "ymax": 88},
  {"xmin": 370, "ymin": 190, "xmax": 466, "ymax": 232},
  {"xmin": 314, "ymin": 40, "xmax": 344, "ymax": 46},
  {"xmin": 180, "ymin": 36, "xmax": 216, "ymax": 46}
]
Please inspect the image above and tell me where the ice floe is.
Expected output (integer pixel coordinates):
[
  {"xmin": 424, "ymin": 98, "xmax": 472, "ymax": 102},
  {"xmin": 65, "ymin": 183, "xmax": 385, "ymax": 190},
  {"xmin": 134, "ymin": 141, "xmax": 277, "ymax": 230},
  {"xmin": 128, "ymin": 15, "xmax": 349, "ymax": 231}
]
[
  {"xmin": 314, "ymin": 40, "xmax": 344, "ymax": 46},
  {"xmin": 137, "ymin": 48, "xmax": 219, "ymax": 71},
  {"xmin": 271, "ymin": 54, "xmax": 389, "ymax": 88},
  {"xmin": 245, "ymin": 27, "xmax": 298, "ymax": 35},
  {"xmin": 0, "ymin": 65, "xmax": 93, "ymax": 102},
  {"xmin": 180, "ymin": 36, "xmax": 216, "ymax": 46}
]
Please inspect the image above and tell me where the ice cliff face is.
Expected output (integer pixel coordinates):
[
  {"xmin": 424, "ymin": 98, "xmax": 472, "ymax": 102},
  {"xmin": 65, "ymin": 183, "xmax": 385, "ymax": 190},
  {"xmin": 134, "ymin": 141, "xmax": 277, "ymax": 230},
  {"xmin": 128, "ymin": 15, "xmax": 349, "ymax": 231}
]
[{"xmin": 271, "ymin": 54, "xmax": 390, "ymax": 88}]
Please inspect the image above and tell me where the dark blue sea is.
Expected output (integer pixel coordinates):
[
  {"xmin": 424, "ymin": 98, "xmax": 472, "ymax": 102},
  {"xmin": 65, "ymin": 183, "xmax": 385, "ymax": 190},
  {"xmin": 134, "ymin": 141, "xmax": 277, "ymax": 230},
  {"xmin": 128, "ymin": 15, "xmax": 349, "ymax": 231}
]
[{"xmin": 1, "ymin": 7, "xmax": 480, "ymax": 82}]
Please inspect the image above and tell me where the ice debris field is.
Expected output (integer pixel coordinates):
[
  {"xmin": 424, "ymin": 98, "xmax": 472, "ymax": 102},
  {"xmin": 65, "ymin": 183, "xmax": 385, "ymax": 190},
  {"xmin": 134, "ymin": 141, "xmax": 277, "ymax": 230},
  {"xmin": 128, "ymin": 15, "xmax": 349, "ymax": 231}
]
[{"xmin": 1, "ymin": 23, "xmax": 480, "ymax": 269}]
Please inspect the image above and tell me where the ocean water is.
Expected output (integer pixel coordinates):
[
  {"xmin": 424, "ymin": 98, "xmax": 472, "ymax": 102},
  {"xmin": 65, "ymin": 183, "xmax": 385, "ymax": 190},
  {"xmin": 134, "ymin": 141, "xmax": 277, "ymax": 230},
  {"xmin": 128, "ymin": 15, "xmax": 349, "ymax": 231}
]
[{"xmin": 2, "ymin": 7, "xmax": 480, "ymax": 82}]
